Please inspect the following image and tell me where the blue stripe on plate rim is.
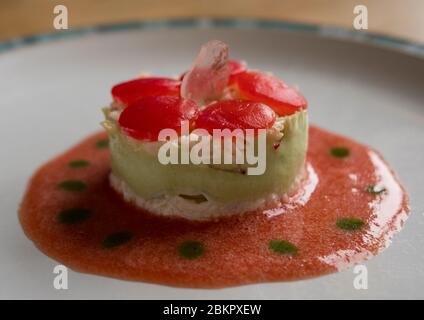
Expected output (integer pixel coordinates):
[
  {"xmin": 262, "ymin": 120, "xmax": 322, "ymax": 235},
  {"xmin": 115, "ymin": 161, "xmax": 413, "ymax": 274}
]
[{"xmin": 0, "ymin": 18, "xmax": 423, "ymax": 58}]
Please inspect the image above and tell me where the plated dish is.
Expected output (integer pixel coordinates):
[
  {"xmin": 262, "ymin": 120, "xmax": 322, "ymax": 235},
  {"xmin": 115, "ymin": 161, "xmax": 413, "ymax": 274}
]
[{"xmin": 19, "ymin": 40, "xmax": 409, "ymax": 288}]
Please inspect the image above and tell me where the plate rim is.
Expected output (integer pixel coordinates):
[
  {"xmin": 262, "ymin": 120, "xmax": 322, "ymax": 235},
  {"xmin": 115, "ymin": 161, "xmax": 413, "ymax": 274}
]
[{"xmin": 1, "ymin": 17, "xmax": 424, "ymax": 58}]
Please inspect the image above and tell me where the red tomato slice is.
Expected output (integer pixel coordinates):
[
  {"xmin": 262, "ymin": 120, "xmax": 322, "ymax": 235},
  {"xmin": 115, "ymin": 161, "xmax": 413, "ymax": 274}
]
[
  {"xmin": 195, "ymin": 99, "xmax": 276, "ymax": 134},
  {"xmin": 232, "ymin": 71, "xmax": 307, "ymax": 116},
  {"xmin": 119, "ymin": 96, "xmax": 199, "ymax": 141},
  {"xmin": 111, "ymin": 78, "xmax": 181, "ymax": 106},
  {"xmin": 228, "ymin": 60, "xmax": 247, "ymax": 84}
]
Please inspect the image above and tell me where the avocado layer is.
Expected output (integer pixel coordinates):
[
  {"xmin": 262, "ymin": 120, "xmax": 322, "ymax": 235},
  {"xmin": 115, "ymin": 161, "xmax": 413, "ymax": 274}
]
[{"xmin": 103, "ymin": 109, "xmax": 308, "ymax": 204}]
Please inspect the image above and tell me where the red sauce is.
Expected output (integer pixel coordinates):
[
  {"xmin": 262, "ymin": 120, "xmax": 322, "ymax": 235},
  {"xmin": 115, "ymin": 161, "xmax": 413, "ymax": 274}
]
[{"xmin": 19, "ymin": 126, "xmax": 409, "ymax": 288}]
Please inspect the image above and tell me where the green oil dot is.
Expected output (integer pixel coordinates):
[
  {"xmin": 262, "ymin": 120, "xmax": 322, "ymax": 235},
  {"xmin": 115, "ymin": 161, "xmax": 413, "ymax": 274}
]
[
  {"xmin": 178, "ymin": 240, "xmax": 204, "ymax": 260},
  {"xmin": 102, "ymin": 231, "xmax": 133, "ymax": 249},
  {"xmin": 58, "ymin": 180, "xmax": 87, "ymax": 192},
  {"xmin": 336, "ymin": 218, "xmax": 364, "ymax": 231},
  {"xmin": 58, "ymin": 208, "xmax": 91, "ymax": 224},
  {"xmin": 330, "ymin": 147, "xmax": 350, "ymax": 158},
  {"xmin": 68, "ymin": 159, "xmax": 90, "ymax": 168},
  {"xmin": 96, "ymin": 139, "xmax": 109, "ymax": 149},
  {"xmin": 269, "ymin": 240, "xmax": 298, "ymax": 256},
  {"xmin": 365, "ymin": 185, "xmax": 386, "ymax": 194}
]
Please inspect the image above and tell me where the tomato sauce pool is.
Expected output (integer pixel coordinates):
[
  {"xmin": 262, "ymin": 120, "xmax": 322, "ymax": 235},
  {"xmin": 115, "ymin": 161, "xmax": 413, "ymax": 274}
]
[{"xmin": 19, "ymin": 126, "xmax": 409, "ymax": 288}]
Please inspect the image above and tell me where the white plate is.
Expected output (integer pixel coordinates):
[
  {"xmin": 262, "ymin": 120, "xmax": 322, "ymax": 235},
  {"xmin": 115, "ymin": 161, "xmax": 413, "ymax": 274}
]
[{"xmin": 1, "ymin": 19, "xmax": 424, "ymax": 299}]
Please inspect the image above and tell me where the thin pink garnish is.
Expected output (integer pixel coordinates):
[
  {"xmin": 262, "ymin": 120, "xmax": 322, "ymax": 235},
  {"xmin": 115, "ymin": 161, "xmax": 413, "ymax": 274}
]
[{"xmin": 181, "ymin": 40, "xmax": 231, "ymax": 105}]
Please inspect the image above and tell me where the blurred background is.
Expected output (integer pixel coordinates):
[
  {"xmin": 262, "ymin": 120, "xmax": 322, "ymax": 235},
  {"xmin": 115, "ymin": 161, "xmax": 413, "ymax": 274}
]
[{"xmin": 0, "ymin": 0, "xmax": 423, "ymax": 43}]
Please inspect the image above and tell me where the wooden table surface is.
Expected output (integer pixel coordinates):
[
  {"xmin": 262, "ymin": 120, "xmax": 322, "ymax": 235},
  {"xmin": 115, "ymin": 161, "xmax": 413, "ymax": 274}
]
[{"xmin": 1, "ymin": 0, "xmax": 423, "ymax": 44}]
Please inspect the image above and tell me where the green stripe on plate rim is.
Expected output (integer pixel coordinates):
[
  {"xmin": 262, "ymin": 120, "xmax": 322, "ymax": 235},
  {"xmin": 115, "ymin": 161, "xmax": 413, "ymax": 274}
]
[{"xmin": 1, "ymin": 18, "xmax": 423, "ymax": 57}]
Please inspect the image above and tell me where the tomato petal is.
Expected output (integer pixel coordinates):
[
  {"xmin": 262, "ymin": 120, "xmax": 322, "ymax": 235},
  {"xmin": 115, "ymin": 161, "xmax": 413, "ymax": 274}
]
[
  {"xmin": 229, "ymin": 60, "xmax": 247, "ymax": 75},
  {"xmin": 181, "ymin": 40, "xmax": 231, "ymax": 105},
  {"xmin": 228, "ymin": 60, "xmax": 247, "ymax": 84},
  {"xmin": 195, "ymin": 99, "xmax": 276, "ymax": 134},
  {"xmin": 233, "ymin": 71, "xmax": 307, "ymax": 116},
  {"xmin": 119, "ymin": 96, "xmax": 199, "ymax": 141},
  {"xmin": 112, "ymin": 78, "xmax": 181, "ymax": 106}
]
